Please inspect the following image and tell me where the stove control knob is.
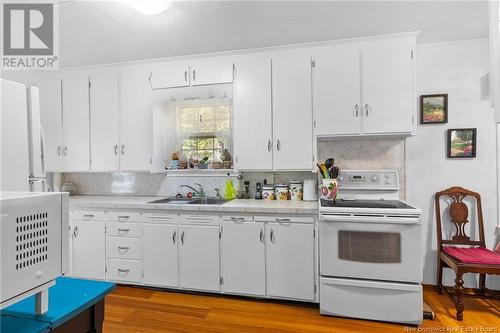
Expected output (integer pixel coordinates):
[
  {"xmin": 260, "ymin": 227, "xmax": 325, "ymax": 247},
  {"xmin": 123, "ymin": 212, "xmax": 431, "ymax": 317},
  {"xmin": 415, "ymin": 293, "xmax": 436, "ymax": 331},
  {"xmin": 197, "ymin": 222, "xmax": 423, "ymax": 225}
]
[
  {"xmin": 371, "ymin": 175, "xmax": 379, "ymax": 182},
  {"xmin": 385, "ymin": 179, "xmax": 391, "ymax": 185},
  {"xmin": 338, "ymin": 176, "xmax": 344, "ymax": 182}
]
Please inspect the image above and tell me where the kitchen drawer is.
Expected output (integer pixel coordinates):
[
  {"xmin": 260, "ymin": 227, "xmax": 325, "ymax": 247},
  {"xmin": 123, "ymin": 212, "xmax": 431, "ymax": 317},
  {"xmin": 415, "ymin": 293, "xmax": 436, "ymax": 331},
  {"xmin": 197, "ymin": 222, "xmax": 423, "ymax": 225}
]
[
  {"xmin": 107, "ymin": 211, "xmax": 142, "ymax": 222},
  {"xmin": 143, "ymin": 212, "xmax": 177, "ymax": 224},
  {"xmin": 107, "ymin": 237, "xmax": 141, "ymax": 260},
  {"xmin": 107, "ymin": 222, "xmax": 142, "ymax": 238},
  {"xmin": 254, "ymin": 215, "xmax": 314, "ymax": 224},
  {"xmin": 221, "ymin": 215, "xmax": 254, "ymax": 223},
  {"xmin": 107, "ymin": 259, "xmax": 142, "ymax": 283},
  {"xmin": 179, "ymin": 214, "xmax": 219, "ymax": 225},
  {"xmin": 320, "ymin": 277, "xmax": 422, "ymax": 325},
  {"xmin": 72, "ymin": 210, "xmax": 106, "ymax": 222}
]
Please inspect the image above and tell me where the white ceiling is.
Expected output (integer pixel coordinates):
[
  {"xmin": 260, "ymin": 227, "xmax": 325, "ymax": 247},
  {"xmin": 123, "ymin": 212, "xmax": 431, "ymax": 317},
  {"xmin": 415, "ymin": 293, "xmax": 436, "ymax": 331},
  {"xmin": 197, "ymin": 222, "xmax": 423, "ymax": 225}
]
[{"xmin": 58, "ymin": 0, "xmax": 489, "ymax": 68}]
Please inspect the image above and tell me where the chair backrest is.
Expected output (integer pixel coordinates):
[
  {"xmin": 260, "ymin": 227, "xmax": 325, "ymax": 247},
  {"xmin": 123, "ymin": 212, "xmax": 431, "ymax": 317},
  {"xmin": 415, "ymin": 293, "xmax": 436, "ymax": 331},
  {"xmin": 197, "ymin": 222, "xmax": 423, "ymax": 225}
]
[{"xmin": 435, "ymin": 186, "xmax": 485, "ymax": 249}]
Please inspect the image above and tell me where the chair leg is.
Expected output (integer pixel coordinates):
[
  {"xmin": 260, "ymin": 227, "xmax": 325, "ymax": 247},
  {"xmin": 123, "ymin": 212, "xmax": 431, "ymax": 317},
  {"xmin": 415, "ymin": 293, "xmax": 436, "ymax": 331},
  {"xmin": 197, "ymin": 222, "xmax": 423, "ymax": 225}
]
[
  {"xmin": 479, "ymin": 274, "xmax": 486, "ymax": 295},
  {"xmin": 454, "ymin": 272, "xmax": 464, "ymax": 321},
  {"xmin": 436, "ymin": 259, "xmax": 444, "ymax": 295}
]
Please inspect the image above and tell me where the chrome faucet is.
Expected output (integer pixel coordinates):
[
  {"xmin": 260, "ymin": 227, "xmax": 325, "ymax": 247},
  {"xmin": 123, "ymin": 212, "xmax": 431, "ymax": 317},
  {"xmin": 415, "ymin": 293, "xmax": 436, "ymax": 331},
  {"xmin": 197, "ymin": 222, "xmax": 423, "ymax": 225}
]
[{"xmin": 181, "ymin": 183, "xmax": 205, "ymax": 197}]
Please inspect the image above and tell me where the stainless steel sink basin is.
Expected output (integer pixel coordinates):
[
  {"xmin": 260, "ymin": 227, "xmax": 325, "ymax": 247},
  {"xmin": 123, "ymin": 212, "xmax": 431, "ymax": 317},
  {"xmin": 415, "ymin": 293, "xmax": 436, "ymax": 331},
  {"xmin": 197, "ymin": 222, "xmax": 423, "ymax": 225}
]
[
  {"xmin": 147, "ymin": 197, "xmax": 227, "ymax": 205},
  {"xmin": 188, "ymin": 198, "xmax": 227, "ymax": 205},
  {"xmin": 147, "ymin": 197, "xmax": 193, "ymax": 204}
]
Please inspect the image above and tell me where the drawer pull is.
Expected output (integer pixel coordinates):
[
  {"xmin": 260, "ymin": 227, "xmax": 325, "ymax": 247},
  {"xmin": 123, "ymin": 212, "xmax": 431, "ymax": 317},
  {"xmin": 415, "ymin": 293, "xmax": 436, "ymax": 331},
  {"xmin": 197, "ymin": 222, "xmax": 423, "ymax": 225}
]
[
  {"xmin": 118, "ymin": 246, "xmax": 130, "ymax": 251},
  {"xmin": 275, "ymin": 218, "xmax": 291, "ymax": 222},
  {"xmin": 117, "ymin": 228, "xmax": 130, "ymax": 232},
  {"xmin": 83, "ymin": 214, "xmax": 94, "ymax": 219},
  {"xmin": 118, "ymin": 268, "xmax": 130, "ymax": 273},
  {"xmin": 117, "ymin": 215, "xmax": 130, "ymax": 219},
  {"xmin": 230, "ymin": 217, "xmax": 245, "ymax": 221}
]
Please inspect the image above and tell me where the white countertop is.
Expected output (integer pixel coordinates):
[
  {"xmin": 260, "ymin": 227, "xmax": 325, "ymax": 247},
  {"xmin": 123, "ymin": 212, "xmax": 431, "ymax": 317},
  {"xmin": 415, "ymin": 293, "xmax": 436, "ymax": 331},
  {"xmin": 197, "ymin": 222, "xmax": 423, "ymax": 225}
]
[{"xmin": 69, "ymin": 195, "xmax": 318, "ymax": 215}]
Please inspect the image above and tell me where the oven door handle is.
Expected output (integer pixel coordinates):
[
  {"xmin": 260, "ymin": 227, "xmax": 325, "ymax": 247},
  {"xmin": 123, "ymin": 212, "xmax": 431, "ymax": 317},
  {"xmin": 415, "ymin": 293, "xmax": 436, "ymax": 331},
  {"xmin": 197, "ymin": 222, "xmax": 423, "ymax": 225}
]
[{"xmin": 320, "ymin": 214, "xmax": 421, "ymax": 225}]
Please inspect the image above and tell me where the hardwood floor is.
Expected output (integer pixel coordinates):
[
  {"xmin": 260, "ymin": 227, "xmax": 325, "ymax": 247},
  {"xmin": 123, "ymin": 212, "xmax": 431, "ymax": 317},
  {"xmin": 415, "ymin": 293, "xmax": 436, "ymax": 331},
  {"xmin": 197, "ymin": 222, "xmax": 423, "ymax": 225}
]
[{"xmin": 104, "ymin": 286, "xmax": 500, "ymax": 333}]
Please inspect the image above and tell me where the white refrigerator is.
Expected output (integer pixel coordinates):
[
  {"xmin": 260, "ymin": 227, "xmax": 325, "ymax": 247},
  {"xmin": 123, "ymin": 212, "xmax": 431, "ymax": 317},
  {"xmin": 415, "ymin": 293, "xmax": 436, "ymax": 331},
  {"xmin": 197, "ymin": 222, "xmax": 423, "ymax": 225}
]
[{"xmin": 1, "ymin": 79, "xmax": 46, "ymax": 192}]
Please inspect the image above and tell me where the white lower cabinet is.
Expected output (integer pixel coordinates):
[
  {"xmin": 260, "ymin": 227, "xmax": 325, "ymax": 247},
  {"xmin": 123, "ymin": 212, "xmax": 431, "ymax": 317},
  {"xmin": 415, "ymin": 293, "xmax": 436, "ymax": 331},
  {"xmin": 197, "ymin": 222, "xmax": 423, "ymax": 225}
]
[
  {"xmin": 143, "ymin": 223, "xmax": 179, "ymax": 287},
  {"xmin": 71, "ymin": 220, "xmax": 105, "ymax": 280},
  {"xmin": 178, "ymin": 224, "xmax": 220, "ymax": 292},
  {"xmin": 266, "ymin": 222, "xmax": 315, "ymax": 301},
  {"xmin": 70, "ymin": 209, "xmax": 316, "ymax": 302},
  {"xmin": 221, "ymin": 220, "xmax": 266, "ymax": 296}
]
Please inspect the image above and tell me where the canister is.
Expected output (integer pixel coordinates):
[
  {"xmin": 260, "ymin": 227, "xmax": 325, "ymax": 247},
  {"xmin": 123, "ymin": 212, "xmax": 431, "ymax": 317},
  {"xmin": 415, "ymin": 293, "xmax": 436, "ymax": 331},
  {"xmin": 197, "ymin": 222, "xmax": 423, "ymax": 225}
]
[
  {"xmin": 262, "ymin": 185, "xmax": 275, "ymax": 200},
  {"xmin": 275, "ymin": 184, "xmax": 290, "ymax": 201},
  {"xmin": 289, "ymin": 181, "xmax": 303, "ymax": 201}
]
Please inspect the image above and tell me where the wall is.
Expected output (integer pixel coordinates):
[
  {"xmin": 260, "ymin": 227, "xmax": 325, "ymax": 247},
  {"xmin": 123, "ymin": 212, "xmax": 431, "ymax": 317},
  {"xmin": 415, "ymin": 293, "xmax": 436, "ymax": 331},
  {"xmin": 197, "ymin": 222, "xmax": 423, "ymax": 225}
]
[{"xmin": 407, "ymin": 38, "xmax": 499, "ymax": 288}]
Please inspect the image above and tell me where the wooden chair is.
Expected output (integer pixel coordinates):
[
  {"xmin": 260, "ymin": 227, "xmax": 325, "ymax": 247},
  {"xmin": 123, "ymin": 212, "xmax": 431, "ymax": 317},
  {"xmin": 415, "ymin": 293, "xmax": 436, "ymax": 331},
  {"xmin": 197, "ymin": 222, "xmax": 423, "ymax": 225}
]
[{"xmin": 435, "ymin": 186, "xmax": 500, "ymax": 321}]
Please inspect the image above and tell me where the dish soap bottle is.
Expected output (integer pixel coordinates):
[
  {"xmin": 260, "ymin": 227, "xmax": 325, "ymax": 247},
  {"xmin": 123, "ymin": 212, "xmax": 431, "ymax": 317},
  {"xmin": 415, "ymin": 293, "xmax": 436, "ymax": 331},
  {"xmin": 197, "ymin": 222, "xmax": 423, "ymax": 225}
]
[{"xmin": 224, "ymin": 173, "xmax": 236, "ymax": 200}]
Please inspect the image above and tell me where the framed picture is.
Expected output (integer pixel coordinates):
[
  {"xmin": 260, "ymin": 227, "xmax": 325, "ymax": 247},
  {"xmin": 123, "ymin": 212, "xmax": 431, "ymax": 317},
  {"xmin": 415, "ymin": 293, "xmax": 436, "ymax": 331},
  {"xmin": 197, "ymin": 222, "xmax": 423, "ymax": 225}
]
[
  {"xmin": 447, "ymin": 128, "xmax": 477, "ymax": 158},
  {"xmin": 420, "ymin": 94, "xmax": 448, "ymax": 124}
]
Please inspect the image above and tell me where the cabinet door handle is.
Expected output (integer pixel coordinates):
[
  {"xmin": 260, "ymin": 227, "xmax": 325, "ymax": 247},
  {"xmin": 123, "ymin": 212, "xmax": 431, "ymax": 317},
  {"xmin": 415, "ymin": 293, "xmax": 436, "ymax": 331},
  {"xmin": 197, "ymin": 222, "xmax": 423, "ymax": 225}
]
[
  {"xmin": 267, "ymin": 139, "xmax": 272, "ymax": 152},
  {"xmin": 184, "ymin": 70, "xmax": 188, "ymax": 82},
  {"xmin": 192, "ymin": 70, "xmax": 196, "ymax": 82},
  {"xmin": 121, "ymin": 144, "xmax": 125, "ymax": 155},
  {"xmin": 62, "ymin": 146, "xmax": 68, "ymax": 156},
  {"xmin": 354, "ymin": 104, "xmax": 359, "ymax": 117},
  {"xmin": 181, "ymin": 231, "xmax": 185, "ymax": 244},
  {"xmin": 365, "ymin": 104, "xmax": 369, "ymax": 117},
  {"xmin": 275, "ymin": 217, "xmax": 291, "ymax": 222},
  {"xmin": 83, "ymin": 214, "xmax": 94, "ymax": 220},
  {"xmin": 73, "ymin": 225, "xmax": 78, "ymax": 238},
  {"xmin": 118, "ymin": 268, "xmax": 130, "ymax": 273},
  {"xmin": 118, "ymin": 246, "xmax": 130, "ymax": 251},
  {"xmin": 270, "ymin": 229, "xmax": 275, "ymax": 243},
  {"xmin": 259, "ymin": 229, "xmax": 264, "ymax": 243},
  {"xmin": 172, "ymin": 231, "xmax": 177, "ymax": 244},
  {"xmin": 117, "ymin": 215, "xmax": 129, "ymax": 221},
  {"xmin": 117, "ymin": 228, "xmax": 130, "ymax": 232},
  {"xmin": 276, "ymin": 139, "xmax": 281, "ymax": 152},
  {"xmin": 114, "ymin": 144, "xmax": 118, "ymax": 155},
  {"xmin": 230, "ymin": 216, "xmax": 245, "ymax": 222},
  {"xmin": 57, "ymin": 145, "xmax": 62, "ymax": 156}
]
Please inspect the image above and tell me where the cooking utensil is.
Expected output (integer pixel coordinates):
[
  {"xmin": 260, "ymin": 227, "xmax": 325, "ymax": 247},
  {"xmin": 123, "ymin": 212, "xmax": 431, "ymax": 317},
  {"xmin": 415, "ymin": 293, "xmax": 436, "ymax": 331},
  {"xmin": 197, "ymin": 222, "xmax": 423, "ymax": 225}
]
[{"xmin": 325, "ymin": 158, "xmax": 335, "ymax": 169}]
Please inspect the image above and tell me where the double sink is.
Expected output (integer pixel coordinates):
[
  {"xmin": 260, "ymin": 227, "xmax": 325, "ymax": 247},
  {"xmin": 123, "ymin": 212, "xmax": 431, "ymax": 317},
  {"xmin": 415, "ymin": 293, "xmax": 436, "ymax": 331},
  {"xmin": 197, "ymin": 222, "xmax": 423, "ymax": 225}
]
[{"xmin": 147, "ymin": 197, "xmax": 227, "ymax": 205}]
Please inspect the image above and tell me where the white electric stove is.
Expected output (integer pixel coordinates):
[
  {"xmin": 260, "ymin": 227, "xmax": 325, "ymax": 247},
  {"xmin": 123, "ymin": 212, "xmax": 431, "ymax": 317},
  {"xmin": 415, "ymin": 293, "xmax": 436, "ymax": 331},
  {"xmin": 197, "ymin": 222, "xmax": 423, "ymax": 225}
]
[{"xmin": 319, "ymin": 170, "xmax": 423, "ymax": 325}]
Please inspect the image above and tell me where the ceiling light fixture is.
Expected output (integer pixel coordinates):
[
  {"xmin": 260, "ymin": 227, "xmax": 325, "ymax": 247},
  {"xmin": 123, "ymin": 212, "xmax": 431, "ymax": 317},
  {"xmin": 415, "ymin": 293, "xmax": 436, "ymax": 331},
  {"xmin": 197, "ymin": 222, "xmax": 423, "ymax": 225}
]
[{"xmin": 126, "ymin": 0, "xmax": 171, "ymax": 15}]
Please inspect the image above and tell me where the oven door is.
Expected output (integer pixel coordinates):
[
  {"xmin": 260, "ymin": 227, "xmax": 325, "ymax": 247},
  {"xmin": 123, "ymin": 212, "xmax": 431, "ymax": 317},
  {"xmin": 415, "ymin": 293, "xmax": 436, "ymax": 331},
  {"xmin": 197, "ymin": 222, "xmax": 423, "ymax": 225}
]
[{"xmin": 319, "ymin": 214, "xmax": 422, "ymax": 283}]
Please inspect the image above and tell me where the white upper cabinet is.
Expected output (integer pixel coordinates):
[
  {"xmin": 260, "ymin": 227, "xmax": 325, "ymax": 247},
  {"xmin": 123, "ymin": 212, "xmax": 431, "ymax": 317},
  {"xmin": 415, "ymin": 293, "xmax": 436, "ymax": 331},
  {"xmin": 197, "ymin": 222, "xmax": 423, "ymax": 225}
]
[
  {"xmin": 313, "ymin": 36, "xmax": 416, "ymax": 137},
  {"xmin": 90, "ymin": 74, "xmax": 120, "ymax": 171},
  {"xmin": 62, "ymin": 77, "xmax": 90, "ymax": 171},
  {"xmin": 38, "ymin": 79, "xmax": 63, "ymax": 171},
  {"xmin": 150, "ymin": 61, "xmax": 190, "ymax": 89},
  {"xmin": 151, "ymin": 57, "xmax": 233, "ymax": 89},
  {"xmin": 191, "ymin": 57, "xmax": 234, "ymax": 86},
  {"xmin": 314, "ymin": 45, "xmax": 362, "ymax": 136},
  {"xmin": 233, "ymin": 55, "xmax": 273, "ymax": 170},
  {"xmin": 120, "ymin": 68, "xmax": 152, "ymax": 171},
  {"xmin": 272, "ymin": 51, "xmax": 313, "ymax": 170},
  {"xmin": 361, "ymin": 38, "xmax": 415, "ymax": 134}
]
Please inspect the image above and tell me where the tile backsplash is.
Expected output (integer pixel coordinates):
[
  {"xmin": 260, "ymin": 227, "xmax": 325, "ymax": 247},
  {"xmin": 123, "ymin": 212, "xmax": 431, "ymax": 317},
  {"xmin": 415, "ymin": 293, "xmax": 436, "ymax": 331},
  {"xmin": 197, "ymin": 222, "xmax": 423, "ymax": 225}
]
[
  {"xmin": 318, "ymin": 137, "xmax": 406, "ymax": 197},
  {"xmin": 60, "ymin": 138, "xmax": 405, "ymax": 197}
]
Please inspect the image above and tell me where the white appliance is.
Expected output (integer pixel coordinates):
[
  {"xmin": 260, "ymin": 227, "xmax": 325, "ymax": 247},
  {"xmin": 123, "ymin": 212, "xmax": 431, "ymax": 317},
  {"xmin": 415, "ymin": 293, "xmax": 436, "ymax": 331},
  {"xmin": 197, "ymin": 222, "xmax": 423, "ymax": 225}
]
[
  {"xmin": 319, "ymin": 170, "xmax": 423, "ymax": 325},
  {"xmin": 1, "ymin": 79, "xmax": 46, "ymax": 192},
  {"xmin": 0, "ymin": 191, "xmax": 69, "ymax": 314},
  {"xmin": 303, "ymin": 179, "xmax": 317, "ymax": 201}
]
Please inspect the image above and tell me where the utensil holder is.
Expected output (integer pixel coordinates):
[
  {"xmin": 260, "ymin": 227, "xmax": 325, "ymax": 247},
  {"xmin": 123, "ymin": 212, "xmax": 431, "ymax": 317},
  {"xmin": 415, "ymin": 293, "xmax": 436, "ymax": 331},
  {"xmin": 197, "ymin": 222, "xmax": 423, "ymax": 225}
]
[{"xmin": 320, "ymin": 179, "xmax": 338, "ymax": 201}]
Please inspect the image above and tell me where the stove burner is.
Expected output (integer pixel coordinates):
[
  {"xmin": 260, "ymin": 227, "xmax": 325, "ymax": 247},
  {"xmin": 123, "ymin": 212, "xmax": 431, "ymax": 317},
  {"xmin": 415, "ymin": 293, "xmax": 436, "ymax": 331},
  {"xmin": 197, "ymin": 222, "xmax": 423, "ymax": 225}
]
[{"xmin": 321, "ymin": 199, "xmax": 414, "ymax": 209}]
